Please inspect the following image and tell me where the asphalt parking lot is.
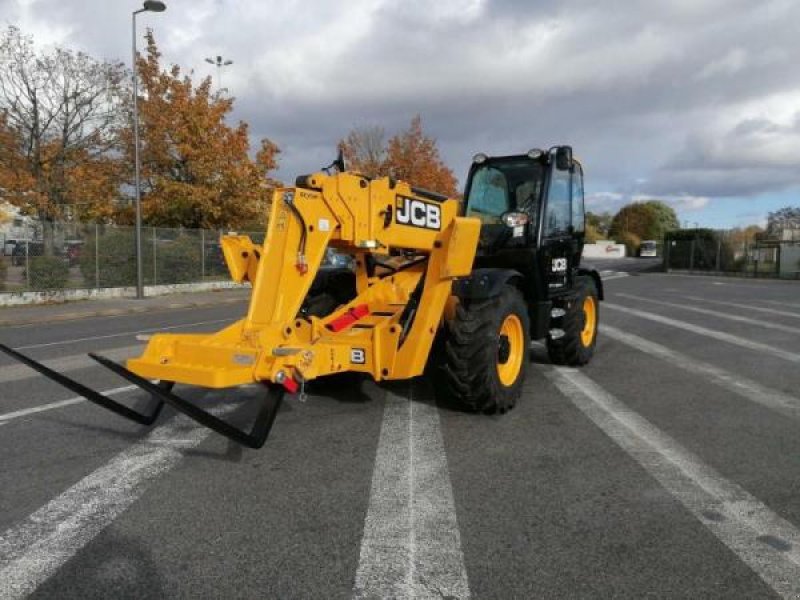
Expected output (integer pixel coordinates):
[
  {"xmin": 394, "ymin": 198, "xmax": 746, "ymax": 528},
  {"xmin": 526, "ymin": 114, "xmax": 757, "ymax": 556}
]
[{"xmin": 1, "ymin": 264, "xmax": 800, "ymax": 599}]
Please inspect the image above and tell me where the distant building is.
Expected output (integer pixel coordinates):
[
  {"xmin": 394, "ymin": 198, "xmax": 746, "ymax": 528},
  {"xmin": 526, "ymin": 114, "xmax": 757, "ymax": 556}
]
[{"xmin": 0, "ymin": 201, "xmax": 40, "ymax": 252}]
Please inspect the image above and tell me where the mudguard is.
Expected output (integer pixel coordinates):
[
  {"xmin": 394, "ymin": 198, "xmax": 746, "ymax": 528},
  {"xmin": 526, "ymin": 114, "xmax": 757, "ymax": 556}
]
[
  {"xmin": 451, "ymin": 268, "xmax": 523, "ymax": 300},
  {"xmin": 577, "ymin": 267, "xmax": 604, "ymax": 300}
]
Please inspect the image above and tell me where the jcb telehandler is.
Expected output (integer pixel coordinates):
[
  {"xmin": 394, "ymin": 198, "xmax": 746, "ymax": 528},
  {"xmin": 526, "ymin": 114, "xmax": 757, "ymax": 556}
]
[{"xmin": 0, "ymin": 146, "xmax": 602, "ymax": 448}]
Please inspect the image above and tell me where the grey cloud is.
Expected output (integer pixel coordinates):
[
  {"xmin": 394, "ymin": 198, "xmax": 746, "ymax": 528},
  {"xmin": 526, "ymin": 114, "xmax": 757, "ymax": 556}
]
[{"xmin": 5, "ymin": 0, "xmax": 800, "ymax": 201}]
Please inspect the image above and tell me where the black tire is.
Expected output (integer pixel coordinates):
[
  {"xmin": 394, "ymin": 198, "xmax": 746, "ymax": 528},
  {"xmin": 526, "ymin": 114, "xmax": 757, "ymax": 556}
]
[
  {"xmin": 438, "ymin": 284, "xmax": 529, "ymax": 413},
  {"xmin": 547, "ymin": 276, "xmax": 598, "ymax": 366}
]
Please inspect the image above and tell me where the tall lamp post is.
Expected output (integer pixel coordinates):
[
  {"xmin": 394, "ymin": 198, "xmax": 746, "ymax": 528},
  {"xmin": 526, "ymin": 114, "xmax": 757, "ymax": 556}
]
[
  {"xmin": 132, "ymin": 0, "xmax": 166, "ymax": 299},
  {"xmin": 205, "ymin": 55, "xmax": 233, "ymax": 92}
]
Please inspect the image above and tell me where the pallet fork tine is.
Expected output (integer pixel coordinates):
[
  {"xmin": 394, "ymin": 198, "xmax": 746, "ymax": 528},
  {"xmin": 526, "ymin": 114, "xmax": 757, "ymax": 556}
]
[
  {"xmin": 0, "ymin": 344, "xmax": 282, "ymax": 449},
  {"xmin": 88, "ymin": 354, "xmax": 283, "ymax": 449},
  {"xmin": 0, "ymin": 343, "xmax": 167, "ymax": 426}
]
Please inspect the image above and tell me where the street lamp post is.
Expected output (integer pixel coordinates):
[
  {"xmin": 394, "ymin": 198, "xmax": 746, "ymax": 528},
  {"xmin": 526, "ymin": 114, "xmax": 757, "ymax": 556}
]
[
  {"xmin": 132, "ymin": 0, "xmax": 166, "ymax": 299},
  {"xmin": 205, "ymin": 55, "xmax": 233, "ymax": 92}
]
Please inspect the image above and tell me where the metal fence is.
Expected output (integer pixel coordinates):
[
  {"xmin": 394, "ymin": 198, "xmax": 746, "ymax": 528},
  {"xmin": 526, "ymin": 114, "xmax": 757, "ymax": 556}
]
[
  {"xmin": 664, "ymin": 234, "xmax": 800, "ymax": 279},
  {"xmin": 0, "ymin": 221, "xmax": 265, "ymax": 293}
]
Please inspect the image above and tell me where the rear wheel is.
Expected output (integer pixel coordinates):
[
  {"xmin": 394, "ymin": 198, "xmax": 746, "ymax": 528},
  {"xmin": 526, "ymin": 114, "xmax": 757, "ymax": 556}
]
[
  {"xmin": 439, "ymin": 284, "xmax": 529, "ymax": 413},
  {"xmin": 547, "ymin": 276, "xmax": 598, "ymax": 366}
]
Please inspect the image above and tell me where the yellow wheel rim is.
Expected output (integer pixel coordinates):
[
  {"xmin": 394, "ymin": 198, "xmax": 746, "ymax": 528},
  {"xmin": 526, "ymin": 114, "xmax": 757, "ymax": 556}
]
[
  {"xmin": 581, "ymin": 296, "xmax": 597, "ymax": 347},
  {"xmin": 497, "ymin": 314, "xmax": 524, "ymax": 386}
]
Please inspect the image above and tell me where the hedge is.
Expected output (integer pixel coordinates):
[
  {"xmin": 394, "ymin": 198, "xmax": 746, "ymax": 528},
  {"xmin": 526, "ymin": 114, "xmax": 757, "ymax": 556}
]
[
  {"xmin": 79, "ymin": 229, "xmax": 203, "ymax": 287},
  {"xmin": 27, "ymin": 256, "xmax": 69, "ymax": 289}
]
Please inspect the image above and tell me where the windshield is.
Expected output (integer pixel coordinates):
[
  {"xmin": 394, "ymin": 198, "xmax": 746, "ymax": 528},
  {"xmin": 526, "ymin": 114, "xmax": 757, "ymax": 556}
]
[{"xmin": 465, "ymin": 159, "xmax": 545, "ymax": 226}]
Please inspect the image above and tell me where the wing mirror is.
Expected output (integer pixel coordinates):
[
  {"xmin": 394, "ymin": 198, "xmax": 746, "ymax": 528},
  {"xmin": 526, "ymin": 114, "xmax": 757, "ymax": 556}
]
[{"xmin": 555, "ymin": 145, "xmax": 573, "ymax": 171}]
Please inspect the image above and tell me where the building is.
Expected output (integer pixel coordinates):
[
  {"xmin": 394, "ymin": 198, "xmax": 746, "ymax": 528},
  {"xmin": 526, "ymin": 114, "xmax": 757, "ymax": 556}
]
[{"xmin": 0, "ymin": 201, "xmax": 40, "ymax": 254}]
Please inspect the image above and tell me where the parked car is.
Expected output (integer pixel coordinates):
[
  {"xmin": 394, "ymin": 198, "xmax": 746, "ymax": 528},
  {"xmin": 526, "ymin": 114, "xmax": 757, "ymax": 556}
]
[
  {"xmin": 64, "ymin": 240, "xmax": 84, "ymax": 266},
  {"xmin": 11, "ymin": 241, "xmax": 44, "ymax": 266}
]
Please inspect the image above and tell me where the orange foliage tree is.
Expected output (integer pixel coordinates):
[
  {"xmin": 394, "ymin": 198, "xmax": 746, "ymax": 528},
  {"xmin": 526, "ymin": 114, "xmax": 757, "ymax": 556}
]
[
  {"xmin": 126, "ymin": 31, "xmax": 280, "ymax": 230},
  {"xmin": 340, "ymin": 115, "xmax": 458, "ymax": 197},
  {"xmin": 0, "ymin": 26, "xmax": 128, "ymax": 248}
]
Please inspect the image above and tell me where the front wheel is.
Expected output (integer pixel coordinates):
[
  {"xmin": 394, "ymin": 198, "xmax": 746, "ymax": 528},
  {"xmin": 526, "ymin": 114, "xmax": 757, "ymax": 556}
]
[
  {"xmin": 547, "ymin": 276, "xmax": 598, "ymax": 366},
  {"xmin": 438, "ymin": 284, "xmax": 529, "ymax": 413}
]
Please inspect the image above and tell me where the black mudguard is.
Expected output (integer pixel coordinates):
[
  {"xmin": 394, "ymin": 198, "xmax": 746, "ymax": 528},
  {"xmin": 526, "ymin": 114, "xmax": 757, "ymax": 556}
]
[
  {"xmin": 577, "ymin": 267, "xmax": 604, "ymax": 300},
  {"xmin": 451, "ymin": 268, "xmax": 523, "ymax": 300}
]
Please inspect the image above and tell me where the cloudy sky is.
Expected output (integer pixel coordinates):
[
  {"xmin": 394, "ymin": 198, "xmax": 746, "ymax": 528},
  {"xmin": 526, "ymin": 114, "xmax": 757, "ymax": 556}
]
[{"xmin": 4, "ymin": 0, "xmax": 800, "ymax": 227}]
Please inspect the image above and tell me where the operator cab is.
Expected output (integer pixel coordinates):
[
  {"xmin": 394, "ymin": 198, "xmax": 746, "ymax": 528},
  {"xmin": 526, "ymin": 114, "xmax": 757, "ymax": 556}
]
[
  {"xmin": 463, "ymin": 146, "xmax": 584, "ymax": 250},
  {"xmin": 462, "ymin": 146, "xmax": 586, "ymax": 300}
]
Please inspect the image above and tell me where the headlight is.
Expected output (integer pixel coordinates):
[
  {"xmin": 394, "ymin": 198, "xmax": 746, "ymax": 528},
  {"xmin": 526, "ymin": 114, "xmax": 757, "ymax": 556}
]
[
  {"xmin": 282, "ymin": 190, "xmax": 295, "ymax": 204},
  {"xmin": 472, "ymin": 153, "xmax": 488, "ymax": 164}
]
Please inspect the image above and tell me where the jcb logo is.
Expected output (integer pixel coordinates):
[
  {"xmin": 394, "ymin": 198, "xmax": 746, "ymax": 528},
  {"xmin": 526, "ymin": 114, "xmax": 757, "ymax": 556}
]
[
  {"xmin": 396, "ymin": 197, "xmax": 441, "ymax": 231},
  {"xmin": 552, "ymin": 258, "xmax": 568, "ymax": 273}
]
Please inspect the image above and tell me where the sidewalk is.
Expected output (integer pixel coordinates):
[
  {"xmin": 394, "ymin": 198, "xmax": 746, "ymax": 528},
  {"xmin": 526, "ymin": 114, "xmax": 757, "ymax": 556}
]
[{"xmin": 0, "ymin": 288, "xmax": 251, "ymax": 327}]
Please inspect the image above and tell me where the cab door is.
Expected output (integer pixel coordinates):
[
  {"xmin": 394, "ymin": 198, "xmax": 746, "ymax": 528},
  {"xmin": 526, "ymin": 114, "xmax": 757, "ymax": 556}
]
[{"xmin": 540, "ymin": 160, "xmax": 583, "ymax": 296}]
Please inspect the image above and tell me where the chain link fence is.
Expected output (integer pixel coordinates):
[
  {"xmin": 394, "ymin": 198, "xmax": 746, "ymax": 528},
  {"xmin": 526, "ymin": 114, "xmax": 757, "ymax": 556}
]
[
  {"xmin": 0, "ymin": 221, "xmax": 264, "ymax": 293},
  {"xmin": 663, "ymin": 230, "xmax": 800, "ymax": 279}
]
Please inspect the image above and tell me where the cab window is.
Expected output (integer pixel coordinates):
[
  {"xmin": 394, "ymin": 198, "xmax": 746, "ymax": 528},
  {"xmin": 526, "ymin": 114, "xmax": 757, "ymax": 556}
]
[
  {"xmin": 545, "ymin": 167, "xmax": 571, "ymax": 235},
  {"xmin": 571, "ymin": 165, "xmax": 585, "ymax": 233},
  {"xmin": 465, "ymin": 166, "xmax": 508, "ymax": 224}
]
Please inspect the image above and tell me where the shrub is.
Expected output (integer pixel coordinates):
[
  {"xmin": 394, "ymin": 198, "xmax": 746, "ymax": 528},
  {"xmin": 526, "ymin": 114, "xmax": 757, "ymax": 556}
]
[
  {"xmin": 79, "ymin": 230, "xmax": 203, "ymax": 287},
  {"xmin": 156, "ymin": 235, "xmax": 202, "ymax": 284},
  {"xmin": 0, "ymin": 257, "xmax": 7, "ymax": 291},
  {"xmin": 79, "ymin": 228, "xmax": 141, "ymax": 288},
  {"xmin": 616, "ymin": 231, "xmax": 641, "ymax": 257},
  {"xmin": 27, "ymin": 256, "xmax": 69, "ymax": 289}
]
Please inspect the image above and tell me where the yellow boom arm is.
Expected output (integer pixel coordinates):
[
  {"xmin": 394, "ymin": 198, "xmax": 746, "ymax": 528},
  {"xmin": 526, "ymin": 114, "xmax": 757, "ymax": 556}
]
[{"xmin": 127, "ymin": 171, "xmax": 481, "ymax": 390}]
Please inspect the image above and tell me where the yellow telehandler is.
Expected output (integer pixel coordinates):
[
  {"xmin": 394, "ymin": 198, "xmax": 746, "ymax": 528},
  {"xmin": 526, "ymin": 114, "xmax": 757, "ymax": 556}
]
[{"xmin": 1, "ymin": 146, "xmax": 602, "ymax": 448}]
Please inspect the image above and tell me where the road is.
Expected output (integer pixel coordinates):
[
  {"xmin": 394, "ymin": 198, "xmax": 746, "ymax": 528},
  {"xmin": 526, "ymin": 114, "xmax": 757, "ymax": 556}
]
[{"xmin": 2, "ymin": 265, "xmax": 800, "ymax": 598}]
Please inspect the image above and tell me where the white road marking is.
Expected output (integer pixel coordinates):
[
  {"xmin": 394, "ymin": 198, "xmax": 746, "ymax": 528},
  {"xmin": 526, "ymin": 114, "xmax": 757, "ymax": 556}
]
[
  {"xmin": 615, "ymin": 293, "xmax": 800, "ymax": 336},
  {"xmin": 0, "ymin": 385, "xmax": 138, "ymax": 423},
  {"xmin": 10, "ymin": 318, "xmax": 233, "ymax": 351},
  {"xmin": 0, "ymin": 401, "xmax": 234, "ymax": 600},
  {"xmin": 601, "ymin": 273, "xmax": 629, "ymax": 281},
  {"xmin": 604, "ymin": 303, "xmax": 800, "ymax": 364},
  {"xmin": 0, "ymin": 345, "xmax": 143, "ymax": 385},
  {"xmin": 546, "ymin": 368, "xmax": 800, "ymax": 599},
  {"xmin": 762, "ymin": 299, "xmax": 800, "ymax": 311},
  {"xmin": 601, "ymin": 324, "xmax": 800, "ymax": 420},
  {"xmin": 678, "ymin": 296, "xmax": 800, "ymax": 321},
  {"xmin": 353, "ymin": 385, "xmax": 470, "ymax": 599}
]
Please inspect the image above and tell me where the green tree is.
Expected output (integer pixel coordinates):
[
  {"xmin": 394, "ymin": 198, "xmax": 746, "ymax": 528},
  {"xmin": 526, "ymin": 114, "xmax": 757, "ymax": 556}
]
[
  {"xmin": 586, "ymin": 211, "xmax": 612, "ymax": 239},
  {"xmin": 609, "ymin": 200, "xmax": 678, "ymax": 242}
]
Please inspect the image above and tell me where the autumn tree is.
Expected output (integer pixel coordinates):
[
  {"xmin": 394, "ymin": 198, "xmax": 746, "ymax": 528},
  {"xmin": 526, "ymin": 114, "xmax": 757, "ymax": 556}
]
[
  {"xmin": 609, "ymin": 200, "xmax": 678, "ymax": 242},
  {"xmin": 340, "ymin": 125, "xmax": 386, "ymax": 178},
  {"xmin": 127, "ymin": 31, "xmax": 280, "ymax": 230},
  {"xmin": 0, "ymin": 26, "xmax": 128, "ymax": 251},
  {"xmin": 340, "ymin": 116, "xmax": 458, "ymax": 197}
]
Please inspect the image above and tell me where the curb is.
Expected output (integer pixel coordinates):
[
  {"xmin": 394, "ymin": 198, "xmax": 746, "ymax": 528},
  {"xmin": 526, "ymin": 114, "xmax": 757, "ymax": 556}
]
[{"xmin": 0, "ymin": 296, "xmax": 247, "ymax": 327}]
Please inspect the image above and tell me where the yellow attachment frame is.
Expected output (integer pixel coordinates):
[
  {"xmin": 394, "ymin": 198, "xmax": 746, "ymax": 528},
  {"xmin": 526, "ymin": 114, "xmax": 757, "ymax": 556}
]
[{"xmin": 127, "ymin": 171, "xmax": 481, "ymax": 389}]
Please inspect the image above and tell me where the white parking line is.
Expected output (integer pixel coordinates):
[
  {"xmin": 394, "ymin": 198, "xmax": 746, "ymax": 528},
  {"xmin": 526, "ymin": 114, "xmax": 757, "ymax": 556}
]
[
  {"xmin": 353, "ymin": 385, "xmax": 470, "ymax": 599},
  {"xmin": 601, "ymin": 324, "xmax": 800, "ymax": 420},
  {"xmin": 604, "ymin": 303, "xmax": 800, "ymax": 364},
  {"xmin": 10, "ymin": 318, "xmax": 233, "ymax": 351},
  {"xmin": 678, "ymin": 296, "xmax": 800, "ymax": 320},
  {"xmin": 0, "ymin": 345, "xmax": 142, "ymax": 385},
  {"xmin": 0, "ymin": 401, "xmax": 233, "ymax": 600},
  {"xmin": 762, "ymin": 299, "xmax": 800, "ymax": 311},
  {"xmin": 547, "ymin": 368, "xmax": 800, "ymax": 599},
  {"xmin": 0, "ymin": 385, "xmax": 139, "ymax": 424},
  {"xmin": 615, "ymin": 293, "xmax": 800, "ymax": 336}
]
